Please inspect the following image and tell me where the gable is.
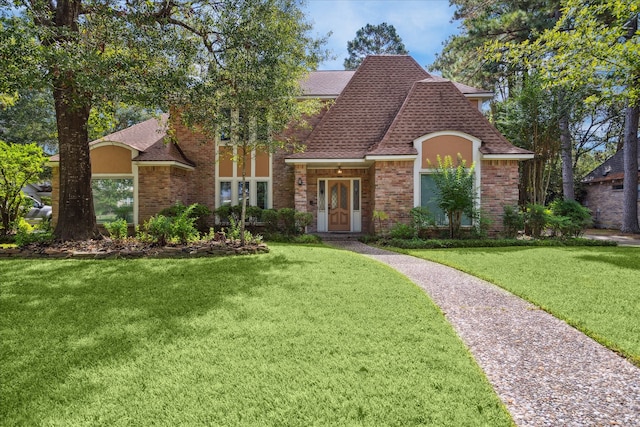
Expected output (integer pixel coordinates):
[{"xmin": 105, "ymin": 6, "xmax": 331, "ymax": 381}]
[
  {"xmin": 91, "ymin": 144, "xmax": 133, "ymax": 174},
  {"xmin": 421, "ymin": 134, "xmax": 474, "ymax": 167}
]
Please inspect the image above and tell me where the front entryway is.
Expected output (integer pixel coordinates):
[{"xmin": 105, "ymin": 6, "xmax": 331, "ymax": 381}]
[
  {"xmin": 316, "ymin": 178, "xmax": 361, "ymax": 233},
  {"xmin": 328, "ymin": 180, "xmax": 350, "ymax": 231}
]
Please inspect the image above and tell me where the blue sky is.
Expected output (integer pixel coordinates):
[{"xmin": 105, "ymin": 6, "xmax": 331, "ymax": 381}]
[{"xmin": 303, "ymin": 0, "xmax": 461, "ymax": 71}]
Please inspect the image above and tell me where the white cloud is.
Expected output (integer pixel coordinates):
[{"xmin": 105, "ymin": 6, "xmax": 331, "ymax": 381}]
[{"xmin": 303, "ymin": 0, "xmax": 460, "ymax": 70}]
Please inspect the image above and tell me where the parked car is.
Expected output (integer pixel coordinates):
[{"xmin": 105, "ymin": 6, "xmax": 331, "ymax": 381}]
[{"xmin": 24, "ymin": 195, "xmax": 52, "ymax": 225}]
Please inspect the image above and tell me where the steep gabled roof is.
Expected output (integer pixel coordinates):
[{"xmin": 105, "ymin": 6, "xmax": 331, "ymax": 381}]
[
  {"xmin": 369, "ymin": 78, "xmax": 532, "ymax": 156},
  {"xmin": 300, "ymin": 71, "xmax": 355, "ymax": 97},
  {"xmin": 288, "ymin": 55, "xmax": 430, "ymax": 159}
]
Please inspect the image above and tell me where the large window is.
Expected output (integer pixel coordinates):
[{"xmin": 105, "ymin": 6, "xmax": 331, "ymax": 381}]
[
  {"xmin": 218, "ymin": 180, "xmax": 269, "ymax": 209},
  {"xmin": 92, "ymin": 178, "xmax": 134, "ymax": 223},
  {"xmin": 420, "ymin": 174, "xmax": 471, "ymax": 226}
]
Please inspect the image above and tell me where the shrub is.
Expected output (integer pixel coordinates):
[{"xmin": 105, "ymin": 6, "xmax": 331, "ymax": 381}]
[
  {"xmin": 549, "ymin": 199, "xmax": 592, "ymax": 237},
  {"xmin": 104, "ymin": 218, "xmax": 128, "ymax": 240},
  {"xmin": 524, "ymin": 203, "xmax": 550, "ymax": 238},
  {"xmin": 215, "ymin": 205, "xmax": 233, "ymax": 224},
  {"xmin": 471, "ymin": 211, "xmax": 492, "ymax": 239},
  {"xmin": 410, "ymin": 207, "xmax": 435, "ymax": 234},
  {"xmin": 171, "ymin": 212, "xmax": 198, "ymax": 244},
  {"xmin": 372, "ymin": 210, "xmax": 389, "ymax": 235},
  {"xmin": 261, "ymin": 209, "xmax": 279, "ymax": 232},
  {"xmin": 278, "ymin": 208, "xmax": 297, "ymax": 235},
  {"xmin": 294, "ymin": 211, "xmax": 313, "ymax": 233},
  {"xmin": 14, "ymin": 218, "xmax": 53, "ymax": 247},
  {"xmin": 390, "ymin": 222, "xmax": 415, "ymax": 239},
  {"xmin": 246, "ymin": 206, "xmax": 263, "ymax": 226},
  {"xmin": 160, "ymin": 202, "xmax": 211, "ymax": 232},
  {"xmin": 143, "ymin": 215, "xmax": 173, "ymax": 246},
  {"xmin": 502, "ymin": 205, "xmax": 524, "ymax": 238}
]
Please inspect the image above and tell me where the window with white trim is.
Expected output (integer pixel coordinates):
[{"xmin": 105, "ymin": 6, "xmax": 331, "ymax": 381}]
[
  {"xmin": 92, "ymin": 177, "xmax": 134, "ymax": 223},
  {"xmin": 420, "ymin": 174, "xmax": 472, "ymax": 226}
]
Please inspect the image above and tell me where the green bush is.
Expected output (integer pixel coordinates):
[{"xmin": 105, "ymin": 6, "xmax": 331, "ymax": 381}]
[
  {"xmin": 14, "ymin": 218, "xmax": 53, "ymax": 247},
  {"xmin": 143, "ymin": 215, "xmax": 173, "ymax": 246},
  {"xmin": 380, "ymin": 237, "xmax": 616, "ymax": 249},
  {"xmin": 390, "ymin": 222, "xmax": 415, "ymax": 239},
  {"xmin": 294, "ymin": 211, "xmax": 313, "ymax": 233},
  {"xmin": 171, "ymin": 212, "xmax": 198, "ymax": 244},
  {"xmin": 524, "ymin": 204, "xmax": 550, "ymax": 238},
  {"xmin": 549, "ymin": 199, "xmax": 592, "ymax": 237},
  {"xmin": 471, "ymin": 211, "xmax": 492, "ymax": 239},
  {"xmin": 160, "ymin": 202, "xmax": 211, "ymax": 232},
  {"xmin": 278, "ymin": 208, "xmax": 297, "ymax": 235},
  {"xmin": 261, "ymin": 209, "xmax": 279, "ymax": 232},
  {"xmin": 409, "ymin": 207, "xmax": 435, "ymax": 234},
  {"xmin": 246, "ymin": 206, "xmax": 263, "ymax": 226},
  {"xmin": 502, "ymin": 205, "xmax": 524, "ymax": 238},
  {"xmin": 104, "ymin": 218, "xmax": 128, "ymax": 240}
]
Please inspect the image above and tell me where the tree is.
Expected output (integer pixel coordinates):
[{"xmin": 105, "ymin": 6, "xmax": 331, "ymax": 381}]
[
  {"xmin": 343, "ymin": 22, "xmax": 408, "ymax": 70},
  {"xmin": 1, "ymin": 0, "xmax": 323, "ymax": 242},
  {"xmin": 431, "ymin": 155, "xmax": 476, "ymax": 239},
  {"xmin": 495, "ymin": 0, "xmax": 639, "ymax": 232},
  {"xmin": 0, "ymin": 140, "xmax": 46, "ymax": 235}
]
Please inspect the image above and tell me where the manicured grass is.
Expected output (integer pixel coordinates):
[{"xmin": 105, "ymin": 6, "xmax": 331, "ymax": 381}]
[
  {"xmin": 402, "ymin": 246, "xmax": 640, "ymax": 365},
  {"xmin": 0, "ymin": 244, "xmax": 512, "ymax": 426}
]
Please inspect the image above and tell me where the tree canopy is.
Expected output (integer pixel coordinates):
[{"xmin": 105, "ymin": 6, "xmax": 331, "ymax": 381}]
[
  {"xmin": 1, "ymin": 0, "xmax": 325, "ymax": 241},
  {"xmin": 343, "ymin": 22, "xmax": 408, "ymax": 70}
]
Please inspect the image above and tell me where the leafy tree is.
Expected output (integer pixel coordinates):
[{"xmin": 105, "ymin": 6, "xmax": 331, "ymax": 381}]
[
  {"xmin": 343, "ymin": 22, "xmax": 408, "ymax": 70},
  {"xmin": 1, "ymin": 0, "xmax": 323, "ymax": 242},
  {"xmin": 431, "ymin": 155, "xmax": 476, "ymax": 239},
  {"xmin": 0, "ymin": 140, "xmax": 46, "ymax": 235},
  {"xmin": 494, "ymin": 0, "xmax": 639, "ymax": 232},
  {"xmin": 0, "ymin": 90, "xmax": 57, "ymax": 154}
]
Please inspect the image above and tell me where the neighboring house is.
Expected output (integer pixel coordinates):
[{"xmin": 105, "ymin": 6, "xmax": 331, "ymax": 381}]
[
  {"xmin": 582, "ymin": 148, "xmax": 640, "ymax": 229},
  {"xmin": 49, "ymin": 55, "xmax": 533, "ymax": 235}
]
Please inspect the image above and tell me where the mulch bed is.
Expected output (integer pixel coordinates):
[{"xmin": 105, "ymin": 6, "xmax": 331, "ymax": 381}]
[{"xmin": 0, "ymin": 238, "xmax": 269, "ymax": 259}]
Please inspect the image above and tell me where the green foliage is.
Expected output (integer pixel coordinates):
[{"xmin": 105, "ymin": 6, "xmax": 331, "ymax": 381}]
[
  {"xmin": 142, "ymin": 215, "xmax": 173, "ymax": 247},
  {"xmin": 224, "ymin": 217, "xmax": 261, "ymax": 244},
  {"xmin": 502, "ymin": 205, "xmax": 524, "ymax": 238},
  {"xmin": 294, "ymin": 211, "xmax": 313, "ymax": 233},
  {"xmin": 523, "ymin": 203, "xmax": 550, "ymax": 238},
  {"xmin": 409, "ymin": 206, "xmax": 435, "ymax": 238},
  {"xmin": 246, "ymin": 205, "xmax": 263, "ymax": 226},
  {"xmin": 14, "ymin": 218, "xmax": 53, "ymax": 247},
  {"xmin": 372, "ymin": 210, "xmax": 389, "ymax": 235},
  {"xmin": 549, "ymin": 199, "xmax": 593, "ymax": 237},
  {"xmin": 261, "ymin": 209, "xmax": 279, "ymax": 232},
  {"xmin": 390, "ymin": 222, "xmax": 415, "ymax": 239},
  {"xmin": 277, "ymin": 208, "xmax": 297, "ymax": 235},
  {"xmin": 344, "ymin": 22, "xmax": 408, "ymax": 70},
  {"xmin": 104, "ymin": 219, "xmax": 128, "ymax": 241},
  {"xmin": 160, "ymin": 201, "xmax": 211, "ymax": 232},
  {"xmin": 0, "ymin": 140, "xmax": 46, "ymax": 235},
  {"xmin": 430, "ymin": 155, "xmax": 476, "ymax": 239},
  {"xmin": 382, "ymin": 237, "xmax": 615, "ymax": 250},
  {"xmin": 471, "ymin": 211, "xmax": 492, "ymax": 239}
]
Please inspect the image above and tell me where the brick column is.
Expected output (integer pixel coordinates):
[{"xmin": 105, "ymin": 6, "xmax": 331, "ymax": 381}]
[{"xmin": 294, "ymin": 164, "xmax": 307, "ymax": 212}]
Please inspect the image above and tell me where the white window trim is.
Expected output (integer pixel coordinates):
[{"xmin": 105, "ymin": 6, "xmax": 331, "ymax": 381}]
[
  {"xmin": 215, "ymin": 128, "xmax": 272, "ymax": 209},
  {"xmin": 316, "ymin": 177, "xmax": 361, "ymax": 232},
  {"xmin": 413, "ymin": 131, "xmax": 482, "ymax": 224},
  {"xmin": 91, "ymin": 174, "xmax": 136, "ymax": 224}
]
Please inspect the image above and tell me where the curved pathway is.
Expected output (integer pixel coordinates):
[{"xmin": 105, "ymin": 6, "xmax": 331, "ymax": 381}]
[{"xmin": 330, "ymin": 241, "xmax": 640, "ymax": 426}]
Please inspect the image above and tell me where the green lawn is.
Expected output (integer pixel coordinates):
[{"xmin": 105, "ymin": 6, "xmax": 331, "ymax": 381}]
[
  {"xmin": 402, "ymin": 246, "xmax": 640, "ymax": 365},
  {"xmin": 0, "ymin": 244, "xmax": 512, "ymax": 426}
]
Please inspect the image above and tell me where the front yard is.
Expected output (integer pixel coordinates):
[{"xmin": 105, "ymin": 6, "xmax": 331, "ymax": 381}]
[
  {"xmin": 401, "ymin": 246, "xmax": 640, "ymax": 366},
  {"xmin": 0, "ymin": 244, "xmax": 512, "ymax": 426}
]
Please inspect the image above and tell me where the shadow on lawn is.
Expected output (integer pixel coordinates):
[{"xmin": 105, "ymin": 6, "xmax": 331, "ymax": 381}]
[
  {"xmin": 0, "ymin": 253, "xmax": 303, "ymax": 420},
  {"xmin": 576, "ymin": 249, "xmax": 640, "ymax": 271}
]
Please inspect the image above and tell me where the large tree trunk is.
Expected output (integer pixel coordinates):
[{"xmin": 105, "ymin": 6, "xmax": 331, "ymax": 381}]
[
  {"xmin": 620, "ymin": 103, "xmax": 639, "ymax": 233},
  {"xmin": 559, "ymin": 99, "xmax": 574, "ymax": 201},
  {"xmin": 53, "ymin": 80, "xmax": 98, "ymax": 241}
]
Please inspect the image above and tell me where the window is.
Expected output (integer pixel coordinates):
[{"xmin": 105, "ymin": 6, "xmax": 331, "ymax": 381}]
[
  {"xmin": 220, "ymin": 181, "xmax": 232, "ymax": 206},
  {"xmin": 353, "ymin": 180, "xmax": 360, "ymax": 211},
  {"xmin": 256, "ymin": 181, "xmax": 268, "ymax": 209},
  {"xmin": 92, "ymin": 178, "xmax": 134, "ymax": 223},
  {"xmin": 420, "ymin": 174, "xmax": 471, "ymax": 226}
]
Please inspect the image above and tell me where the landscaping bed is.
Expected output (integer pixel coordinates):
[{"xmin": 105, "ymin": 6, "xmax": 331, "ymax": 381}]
[{"xmin": 0, "ymin": 237, "xmax": 269, "ymax": 259}]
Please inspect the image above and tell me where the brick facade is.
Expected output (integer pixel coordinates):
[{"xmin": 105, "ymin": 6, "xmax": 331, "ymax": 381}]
[
  {"xmin": 480, "ymin": 160, "xmax": 520, "ymax": 235},
  {"xmin": 583, "ymin": 177, "xmax": 640, "ymax": 229},
  {"xmin": 372, "ymin": 161, "xmax": 414, "ymax": 234},
  {"xmin": 137, "ymin": 166, "xmax": 187, "ymax": 223}
]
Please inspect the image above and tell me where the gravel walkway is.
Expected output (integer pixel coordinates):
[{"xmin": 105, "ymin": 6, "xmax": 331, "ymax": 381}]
[{"xmin": 330, "ymin": 241, "xmax": 640, "ymax": 426}]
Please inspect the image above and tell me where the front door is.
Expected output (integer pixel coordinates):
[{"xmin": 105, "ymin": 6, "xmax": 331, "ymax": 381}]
[{"xmin": 328, "ymin": 180, "xmax": 350, "ymax": 231}]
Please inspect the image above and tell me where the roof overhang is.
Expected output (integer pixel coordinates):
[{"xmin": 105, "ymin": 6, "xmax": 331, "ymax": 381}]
[
  {"xmin": 285, "ymin": 158, "xmax": 372, "ymax": 168},
  {"xmin": 365, "ymin": 155, "xmax": 417, "ymax": 161},
  {"xmin": 133, "ymin": 161, "xmax": 195, "ymax": 171},
  {"xmin": 481, "ymin": 153, "xmax": 535, "ymax": 160}
]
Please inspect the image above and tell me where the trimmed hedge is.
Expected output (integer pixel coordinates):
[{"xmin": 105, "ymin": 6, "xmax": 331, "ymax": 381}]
[{"xmin": 366, "ymin": 237, "xmax": 617, "ymax": 249}]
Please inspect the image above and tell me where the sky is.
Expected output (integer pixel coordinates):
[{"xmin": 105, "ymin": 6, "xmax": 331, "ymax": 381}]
[{"xmin": 302, "ymin": 0, "xmax": 461, "ymax": 71}]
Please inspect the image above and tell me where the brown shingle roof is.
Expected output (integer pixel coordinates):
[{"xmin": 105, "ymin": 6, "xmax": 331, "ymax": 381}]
[
  {"xmin": 369, "ymin": 79, "xmax": 532, "ymax": 156},
  {"xmin": 49, "ymin": 114, "xmax": 194, "ymax": 167},
  {"xmin": 300, "ymin": 71, "xmax": 355, "ymax": 97},
  {"xmin": 289, "ymin": 55, "xmax": 430, "ymax": 159}
]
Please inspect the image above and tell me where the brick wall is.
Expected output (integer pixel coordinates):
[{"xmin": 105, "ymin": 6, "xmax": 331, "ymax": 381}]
[
  {"xmin": 170, "ymin": 115, "xmax": 216, "ymax": 213},
  {"xmin": 372, "ymin": 161, "xmax": 414, "ymax": 233},
  {"xmin": 272, "ymin": 149, "xmax": 295, "ymax": 209},
  {"xmin": 137, "ymin": 166, "xmax": 178, "ymax": 223},
  {"xmin": 583, "ymin": 178, "xmax": 640, "ymax": 229},
  {"xmin": 480, "ymin": 160, "xmax": 520, "ymax": 235}
]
